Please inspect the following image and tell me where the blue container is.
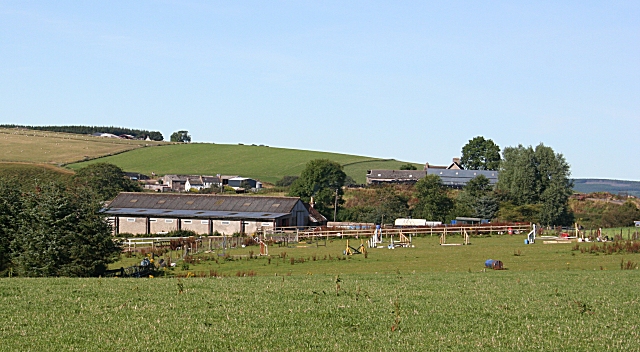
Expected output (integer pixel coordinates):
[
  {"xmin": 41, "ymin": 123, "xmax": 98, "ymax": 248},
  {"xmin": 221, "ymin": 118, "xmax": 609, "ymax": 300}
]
[
  {"xmin": 524, "ymin": 239, "xmax": 529, "ymax": 245},
  {"xmin": 485, "ymin": 259, "xmax": 495, "ymax": 268}
]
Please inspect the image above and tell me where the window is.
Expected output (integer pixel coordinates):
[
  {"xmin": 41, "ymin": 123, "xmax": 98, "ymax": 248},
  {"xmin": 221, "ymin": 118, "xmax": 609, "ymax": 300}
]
[
  {"xmin": 183, "ymin": 220, "xmax": 192, "ymax": 224},
  {"xmin": 150, "ymin": 219, "xmax": 157, "ymax": 223},
  {"xmin": 129, "ymin": 199, "xmax": 138, "ymax": 203},
  {"xmin": 261, "ymin": 222, "xmax": 272, "ymax": 226},
  {"xmin": 157, "ymin": 200, "xmax": 166, "ymax": 204},
  {"xmin": 201, "ymin": 220, "xmax": 209, "ymax": 224},
  {"xmin": 127, "ymin": 218, "xmax": 136, "ymax": 222},
  {"xmin": 221, "ymin": 221, "xmax": 230, "ymax": 225},
  {"xmin": 165, "ymin": 219, "xmax": 174, "ymax": 223}
]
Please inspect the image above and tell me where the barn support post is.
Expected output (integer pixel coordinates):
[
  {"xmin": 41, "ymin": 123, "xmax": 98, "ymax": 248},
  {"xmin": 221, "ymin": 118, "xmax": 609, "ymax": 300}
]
[
  {"xmin": 208, "ymin": 218, "xmax": 213, "ymax": 235},
  {"xmin": 178, "ymin": 218, "xmax": 182, "ymax": 231},
  {"xmin": 146, "ymin": 217, "xmax": 150, "ymax": 235}
]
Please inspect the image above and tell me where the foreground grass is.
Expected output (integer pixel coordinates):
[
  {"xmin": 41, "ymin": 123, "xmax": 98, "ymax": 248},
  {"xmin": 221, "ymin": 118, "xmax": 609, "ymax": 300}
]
[
  {"xmin": 1, "ymin": 271, "xmax": 639, "ymax": 351},
  {"xmin": 68, "ymin": 143, "xmax": 421, "ymax": 184}
]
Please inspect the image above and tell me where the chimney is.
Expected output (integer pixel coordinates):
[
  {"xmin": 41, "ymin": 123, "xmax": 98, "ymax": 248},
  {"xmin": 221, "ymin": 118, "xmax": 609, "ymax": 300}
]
[
  {"xmin": 452, "ymin": 157, "xmax": 460, "ymax": 164},
  {"xmin": 424, "ymin": 163, "xmax": 429, "ymax": 170},
  {"xmin": 310, "ymin": 196, "xmax": 315, "ymax": 208}
]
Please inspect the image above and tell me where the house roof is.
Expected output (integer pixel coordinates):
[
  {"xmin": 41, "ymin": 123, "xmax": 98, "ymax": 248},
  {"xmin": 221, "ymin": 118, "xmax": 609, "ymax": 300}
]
[
  {"xmin": 186, "ymin": 177, "xmax": 204, "ymax": 186},
  {"xmin": 304, "ymin": 203, "xmax": 328, "ymax": 224},
  {"xmin": 201, "ymin": 176, "xmax": 220, "ymax": 184},
  {"xmin": 105, "ymin": 193, "xmax": 302, "ymax": 220},
  {"xmin": 366, "ymin": 170, "xmax": 427, "ymax": 182},
  {"xmin": 426, "ymin": 169, "xmax": 498, "ymax": 187}
]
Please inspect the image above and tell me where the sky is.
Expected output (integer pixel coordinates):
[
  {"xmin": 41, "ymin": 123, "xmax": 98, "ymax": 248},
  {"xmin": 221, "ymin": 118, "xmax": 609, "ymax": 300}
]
[{"xmin": 1, "ymin": 1, "xmax": 638, "ymax": 180}]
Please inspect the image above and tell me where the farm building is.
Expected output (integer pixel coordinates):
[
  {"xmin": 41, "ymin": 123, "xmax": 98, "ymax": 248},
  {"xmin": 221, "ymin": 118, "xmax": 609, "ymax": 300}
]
[
  {"xmin": 367, "ymin": 164, "xmax": 498, "ymax": 188},
  {"xmin": 163, "ymin": 175, "xmax": 221, "ymax": 192},
  {"xmin": 104, "ymin": 193, "xmax": 311, "ymax": 236},
  {"xmin": 227, "ymin": 177, "xmax": 262, "ymax": 190},
  {"xmin": 366, "ymin": 170, "xmax": 427, "ymax": 185},
  {"xmin": 426, "ymin": 169, "xmax": 498, "ymax": 188}
]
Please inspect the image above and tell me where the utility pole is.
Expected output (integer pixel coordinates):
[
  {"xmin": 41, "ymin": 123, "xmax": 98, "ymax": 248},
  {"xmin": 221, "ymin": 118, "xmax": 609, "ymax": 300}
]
[{"xmin": 333, "ymin": 188, "xmax": 338, "ymax": 223}]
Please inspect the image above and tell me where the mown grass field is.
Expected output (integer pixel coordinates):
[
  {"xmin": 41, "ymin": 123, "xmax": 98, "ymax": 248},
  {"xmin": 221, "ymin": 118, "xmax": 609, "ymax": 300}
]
[
  {"xmin": 1, "ymin": 272, "xmax": 638, "ymax": 351},
  {"xmin": 2, "ymin": 235, "xmax": 640, "ymax": 351},
  {"xmin": 0, "ymin": 127, "xmax": 164, "ymax": 165},
  {"xmin": 68, "ymin": 143, "xmax": 421, "ymax": 184}
]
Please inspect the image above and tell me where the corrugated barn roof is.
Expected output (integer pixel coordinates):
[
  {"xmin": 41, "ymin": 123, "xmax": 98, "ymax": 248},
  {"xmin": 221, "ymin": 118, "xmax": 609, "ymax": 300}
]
[{"xmin": 107, "ymin": 193, "xmax": 301, "ymax": 213}]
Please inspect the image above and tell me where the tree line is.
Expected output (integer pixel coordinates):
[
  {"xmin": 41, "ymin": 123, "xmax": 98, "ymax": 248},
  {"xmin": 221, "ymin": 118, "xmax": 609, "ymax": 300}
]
[
  {"xmin": 0, "ymin": 124, "xmax": 164, "ymax": 141},
  {"xmin": 285, "ymin": 137, "xmax": 632, "ymax": 228}
]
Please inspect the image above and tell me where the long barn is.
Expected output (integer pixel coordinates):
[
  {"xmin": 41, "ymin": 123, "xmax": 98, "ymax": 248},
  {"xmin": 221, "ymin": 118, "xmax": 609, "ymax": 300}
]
[{"xmin": 104, "ymin": 193, "xmax": 310, "ymax": 236}]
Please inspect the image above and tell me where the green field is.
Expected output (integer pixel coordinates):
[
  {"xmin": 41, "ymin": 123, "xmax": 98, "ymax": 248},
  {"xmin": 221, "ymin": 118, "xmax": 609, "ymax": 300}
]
[
  {"xmin": 2, "ymin": 235, "xmax": 640, "ymax": 350},
  {"xmin": 68, "ymin": 143, "xmax": 421, "ymax": 184},
  {"xmin": 113, "ymin": 233, "xmax": 640, "ymax": 276},
  {"xmin": 0, "ymin": 127, "xmax": 164, "ymax": 165}
]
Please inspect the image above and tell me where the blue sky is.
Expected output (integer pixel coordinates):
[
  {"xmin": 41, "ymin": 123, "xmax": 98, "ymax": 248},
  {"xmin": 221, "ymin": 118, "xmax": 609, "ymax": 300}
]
[{"xmin": 2, "ymin": 1, "xmax": 638, "ymax": 180}]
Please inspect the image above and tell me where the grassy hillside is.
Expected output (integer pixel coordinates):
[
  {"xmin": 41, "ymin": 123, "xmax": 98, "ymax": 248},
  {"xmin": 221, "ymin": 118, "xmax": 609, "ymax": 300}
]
[
  {"xmin": 0, "ymin": 127, "xmax": 164, "ymax": 165},
  {"xmin": 68, "ymin": 143, "xmax": 421, "ymax": 184},
  {"xmin": 574, "ymin": 178, "xmax": 640, "ymax": 197},
  {"xmin": 0, "ymin": 162, "xmax": 74, "ymax": 187}
]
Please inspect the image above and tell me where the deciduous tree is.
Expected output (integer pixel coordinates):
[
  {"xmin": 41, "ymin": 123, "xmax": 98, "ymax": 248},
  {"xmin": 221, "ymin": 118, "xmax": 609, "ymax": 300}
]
[
  {"xmin": 460, "ymin": 136, "xmax": 501, "ymax": 170},
  {"xmin": 288, "ymin": 159, "xmax": 346, "ymax": 218},
  {"xmin": 497, "ymin": 143, "xmax": 573, "ymax": 226},
  {"xmin": 412, "ymin": 175, "xmax": 453, "ymax": 221},
  {"xmin": 170, "ymin": 130, "xmax": 191, "ymax": 143},
  {"xmin": 74, "ymin": 163, "xmax": 142, "ymax": 201}
]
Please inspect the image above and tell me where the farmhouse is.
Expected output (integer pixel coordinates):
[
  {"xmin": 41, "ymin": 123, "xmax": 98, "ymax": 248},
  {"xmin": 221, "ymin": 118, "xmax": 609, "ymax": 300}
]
[
  {"xmin": 366, "ymin": 170, "xmax": 427, "ymax": 184},
  {"xmin": 104, "ymin": 193, "xmax": 311, "ymax": 236},
  {"xmin": 366, "ymin": 167, "xmax": 498, "ymax": 188},
  {"xmin": 426, "ymin": 169, "xmax": 498, "ymax": 188}
]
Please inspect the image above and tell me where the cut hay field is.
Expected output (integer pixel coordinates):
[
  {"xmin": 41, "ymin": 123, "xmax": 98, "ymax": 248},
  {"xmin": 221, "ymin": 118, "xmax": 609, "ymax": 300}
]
[
  {"xmin": 0, "ymin": 127, "xmax": 164, "ymax": 165},
  {"xmin": 68, "ymin": 143, "xmax": 421, "ymax": 184}
]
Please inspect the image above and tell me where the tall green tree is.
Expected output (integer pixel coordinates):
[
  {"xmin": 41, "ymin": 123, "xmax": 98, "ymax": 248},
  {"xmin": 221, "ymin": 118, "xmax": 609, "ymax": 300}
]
[
  {"xmin": 412, "ymin": 174, "xmax": 453, "ymax": 221},
  {"xmin": 11, "ymin": 183, "xmax": 121, "ymax": 277},
  {"xmin": 455, "ymin": 175, "xmax": 498, "ymax": 219},
  {"xmin": 0, "ymin": 179, "xmax": 21, "ymax": 273},
  {"xmin": 170, "ymin": 130, "xmax": 191, "ymax": 143},
  {"xmin": 74, "ymin": 163, "xmax": 142, "ymax": 201},
  {"xmin": 339, "ymin": 187, "xmax": 409, "ymax": 224},
  {"xmin": 460, "ymin": 136, "xmax": 501, "ymax": 170},
  {"xmin": 497, "ymin": 143, "xmax": 573, "ymax": 226},
  {"xmin": 288, "ymin": 159, "xmax": 346, "ymax": 218}
]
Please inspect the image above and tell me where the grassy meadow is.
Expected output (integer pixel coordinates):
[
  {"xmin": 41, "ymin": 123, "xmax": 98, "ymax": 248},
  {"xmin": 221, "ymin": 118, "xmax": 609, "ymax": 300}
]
[
  {"xmin": 68, "ymin": 143, "xmax": 421, "ymax": 184},
  {"xmin": 2, "ymin": 234, "xmax": 640, "ymax": 351},
  {"xmin": 0, "ymin": 127, "xmax": 164, "ymax": 165}
]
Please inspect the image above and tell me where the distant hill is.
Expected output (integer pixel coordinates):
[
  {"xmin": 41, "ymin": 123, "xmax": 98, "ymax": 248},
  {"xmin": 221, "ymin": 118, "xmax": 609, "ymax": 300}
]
[
  {"xmin": 0, "ymin": 124, "xmax": 163, "ymax": 140},
  {"xmin": 68, "ymin": 144, "xmax": 421, "ymax": 184},
  {"xmin": 0, "ymin": 127, "xmax": 165, "ymax": 165},
  {"xmin": 573, "ymin": 179, "xmax": 640, "ymax": 197}
]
